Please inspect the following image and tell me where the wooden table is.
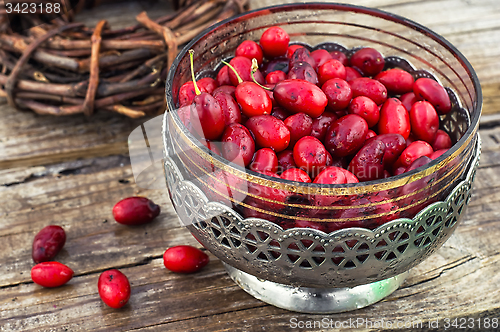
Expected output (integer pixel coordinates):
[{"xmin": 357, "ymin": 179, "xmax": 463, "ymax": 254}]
[{"xmin": 1, "ymin": 0, "xmax": 500, "ymax": 331}]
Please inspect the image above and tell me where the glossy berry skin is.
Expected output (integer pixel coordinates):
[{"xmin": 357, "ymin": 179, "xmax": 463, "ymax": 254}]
[
  {"xmin": 259, "ymin": 26, "xmax": 290, "ymax": 58},
  {"xmin": 413, "ymin": 77, "xmax": 451, "ymax": 114},
  {"xmin": 365, "ymin": 129, "xmax": 377, "ymax": 140},
  {"xmin": 330, "ymin": 50, "xmax": 348, "ymax": 66},
  {"xmin": 98, "ymin": 269, "xmax": 131, "ymax": 309},
  {"xmin": 349, "ymin": 47, "xmax": 385, "ymax": 77},
  {"xmin": 348, "ymin": 96, "xmax": 380, "ymax": 128},
  {"xmin": 365, "ymin": 133, "xmax": 407, "ymax": 168},
  {"xmin": 266, "ymin": 70, "xmax": 287, "ymax": 84},
  {"xmin": 350, "ymin": 77, "xmax": 388, "ymax": 105},
  {"xmin": 213, "ymin": 91, "xmax": 241, "ymax": 125},
  {"xmin": 410, "ymin": 101, "xmax": 439, "ymax": 143},
  {"xmin": 216, "ymin": 66, "xmax": 232, "ymax": 86},
  {"xmin": 190, "ymin": 92, "xmax": 225, "ymax": 140},
  {"xmin": 400, "ymin": 92, "xmax": 418, "ymax": 111},
  {"xmin": 271, "ymin": 107, "xmax": 291, "ymax": 121},
  {"xmin": 310, "ymin": 111, "xmax": 337, "ymax": 142},
  {"xmin": 405, "ymin": 156, "xmax": 432, "ymax": 173},
  {"xmin": 430, "ymin": 149, "xmax": 448, "ymax": 160},
  {"xmin": 221, "ymin": 123, "xmax": 255, "ymax": 167},
  {"xmin": 113, "ymin": 197, "xmax": 160, "ymax": 225},
  {"xmin": 249, "ymin": 148, "xmax": 279, "ymax": 173},
  {"xmin": 274, "ymin": 79, "xmax": 328, "ymax": 118},
  {"xmin": 277, "ymin": 150, "xmax": 297, "ymax": 172},
  {"xmin": 395, "ymin": 140, "xmax": 434, "ymax": 169},
  {"xmin": 261, "ymin": 57, "xmax": 289, "ymax": 76},
  {"xmin": 212, "ymin": 85, "xmax": 236, "ymax": 98},
  {"xmin": 293, "ymin": 136, "xmax": 328, "ymax": 175},
  {"xmin": 313, "ymin": 166, "xmax": 347, "ymax": 184},
  {"xmin": 318, "ymin": 59, "xmax": 346, "ymax": 86},
  {"xmin": 289, "ymin": 48, "xmax": 316, "ymax": 68},
  {"xmin": 340, "ymin": 168, "xmax": 359, "ymax": 183},
  {"xmin": 325, "ymin": 114, "xmax": 369, "ymax": 157},
  {"xmin": 348, "ymin": 140, "xmax": 386, "ymax": 182},
  {"xmin": 431, "ymin": 129, "xmax": 452, "ymax": 151},
  {"xmin": 375, "ymin": 68, "xmax": 414, "ymax": 95},
  {"xmin": 345, "ymin": 66, "xmax": 362, "ymax": 82},
  {"xmin": 286, "ymin": 44, "xmax": 305, "ymax": 59},
  {"xmin": 235, "ymin": 40, "xmax": 263, "ymax": 65},
  {"xmin": 32, "ymin": 225, "xmax": 66, "ymax": 264},
  {"xmin": 281, "ymin": 168, "xmax": 312, "ymax": 183},
  {"xmin": 321, "ymin": 78, "xmax": 352, "ymax": 111},
  {"xmin": 228, "ymin": 56, "xmax": 265, "ymax": 86},
  {"xmin": 235, "ymin": 82, "xmax": 272, "ymax": 117},
  {"xmin": 310, "ymin": 49, "xmax": 333, "ymax": 69},
  {"xmin": 163, "ymin": 245, "xmax": 209, "ymax": 273},
  {"xmin": 178, "ymin": 79, "xmax": 211, "ymax": 107},
  {"xmin": 284, "ymin": 112, "xmax": 313, "ymax": 146},
  {"xmin": 378, "ymin": 98, "xmax": 411, "ymax": 139},
  {"xmin": 245, "ymin": 115, "xmax": 290, "ymax": 152},
  {"xmin": 31, "ymin": 262, "xmax": 73, "ymax": 288},
  {"xmin": 287, "ymin": 62, "xmax": 318, "ymax": 85},
  {"xmin": 313, "ymin": 166, "xmax": 348, "ymax": 207}
]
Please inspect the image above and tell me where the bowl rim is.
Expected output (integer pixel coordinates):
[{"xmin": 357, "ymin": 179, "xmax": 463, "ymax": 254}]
[{"xmin": 164, "ymin": 2, "xmax": 482, "ymax": 193}]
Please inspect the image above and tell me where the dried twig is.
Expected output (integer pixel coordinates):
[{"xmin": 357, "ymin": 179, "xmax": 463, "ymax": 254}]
[{"xmin": 0, "ymin": 0, "xmax": 249, "ymax": 117}]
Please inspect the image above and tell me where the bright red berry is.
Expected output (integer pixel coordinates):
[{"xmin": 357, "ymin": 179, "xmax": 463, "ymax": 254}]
[
  {"xmin": 163, "ymin": 245, "xmax": 209, "ymax": 273},
  {"xmin": 31, "ymin": 262, "xmax": 73, "ymax": 288},
  {"xmin": 98, "ymin": 269, "xmax": 131, "ymax": 309},
  {"xmin": 112, "ymin": 197, "xmax": 160, "ymax": 225},
  {"xmin": 260, "ymin": 27, "xmax": 290, "ymax": 58}
]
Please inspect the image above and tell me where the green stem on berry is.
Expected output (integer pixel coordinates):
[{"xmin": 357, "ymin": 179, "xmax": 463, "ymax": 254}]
[
  {"xmin": 189, "ymin": 49, "xmax": 201, "ymax": 95},
  {"xmin": 221, "ymin": 60, "xmax": 243, "ymax": 84},
  {"xmin": 251, "ymin": 58, "xmax": 272, "ymax": 91}
]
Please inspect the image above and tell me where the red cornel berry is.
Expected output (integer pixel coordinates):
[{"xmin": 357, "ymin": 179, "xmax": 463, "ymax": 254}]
[
  {"xmin": 31, "ymin": 262, "xmax": 74, "ymax": 288},
  {"xmin": 112, "ymin": 197, "xmax": 160, "ymax": 225},
  {"xmin": 98, "ymin": 269, "xmax": 131, "ymax": 309},
  {"xmin": 32, "ymin": 225, "xmax": 66, "ymax": 264},
  {"xmin": 163, "ymin": 245, "xmax": 209, "ymax": 273}
]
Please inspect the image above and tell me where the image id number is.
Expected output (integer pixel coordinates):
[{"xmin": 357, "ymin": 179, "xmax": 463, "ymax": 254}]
[
  {"xmin": 444, "ymin": 317, "xmax": 499, "ymax": 329},
  {"xmin": 5, "ymin": 2, "xmax": 61, "ymax": 14}
]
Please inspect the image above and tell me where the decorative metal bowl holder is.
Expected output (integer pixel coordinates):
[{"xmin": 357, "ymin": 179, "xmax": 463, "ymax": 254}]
[{"xmin": 163, "ymin": 123, "xmax": 481, "ymax": 313}]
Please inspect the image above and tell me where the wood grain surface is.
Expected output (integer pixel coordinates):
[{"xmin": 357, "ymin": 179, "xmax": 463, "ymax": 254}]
[{"xmin": 1, "ymin": 0, "xmax": 500, "ymax": 331}]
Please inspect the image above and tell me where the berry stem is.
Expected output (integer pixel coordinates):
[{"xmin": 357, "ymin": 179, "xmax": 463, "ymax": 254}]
[
  {"xmin": 221, "ymin": 60, "xmax": 243, "ymax": 84},
  {"xmin": 251, "ymin": 58, "xmax": 272, "ymax": 91},
  {"xmin": 189, "ymin": 49, "xmax": 201, "ymax": 96}
]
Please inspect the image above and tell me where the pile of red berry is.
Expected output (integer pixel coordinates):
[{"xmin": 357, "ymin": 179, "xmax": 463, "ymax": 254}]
[{"xmin": 175, "ymin": 26, "xmax": 454, "ymax": 229}]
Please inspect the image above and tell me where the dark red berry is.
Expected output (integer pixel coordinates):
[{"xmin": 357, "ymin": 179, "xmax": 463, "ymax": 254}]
[
  {"xmin": 32, "ymin": 225, "xmax": 66, "ymax": 264},
  {"xmin": 112, "ymin": 197, "xmax": 160, "ymax": 225},
  {"xmin": 413, "ymin": 77, "xmax": 451, "ymax": 114},
  {"xmin": 221, "ymin": 123, "xmax": 256, "ymax": 167},
  {"xmin": 324, "ymin": 114, "xmax": 368, "ymax": 157},
  {"xmin": 349, "ymin": 47, "xmax": 385, "ymax": 77}
]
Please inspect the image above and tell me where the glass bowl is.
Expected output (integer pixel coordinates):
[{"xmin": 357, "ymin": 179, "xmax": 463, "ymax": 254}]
[{"xmin": 162, "ymin": 3, "xmax": 482, "ymax": 313}]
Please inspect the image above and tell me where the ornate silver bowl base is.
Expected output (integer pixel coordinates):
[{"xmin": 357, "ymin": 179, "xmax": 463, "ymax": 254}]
[{"xmin": 224, "ymin": 263, "xmax": 409, "ymax": 314}]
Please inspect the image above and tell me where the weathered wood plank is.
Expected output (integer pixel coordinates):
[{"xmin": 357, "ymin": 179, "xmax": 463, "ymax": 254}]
[
  {"xmin": 1, "ymin": 231, "xmax": 499, "ymax": 331},
  {"xmin": 0, "ymin": 156, "xmax": 191, "ymax": 288},
  {"xmin": 0, "ymin": 104, "xmax": 144, "ymax": 169}
]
